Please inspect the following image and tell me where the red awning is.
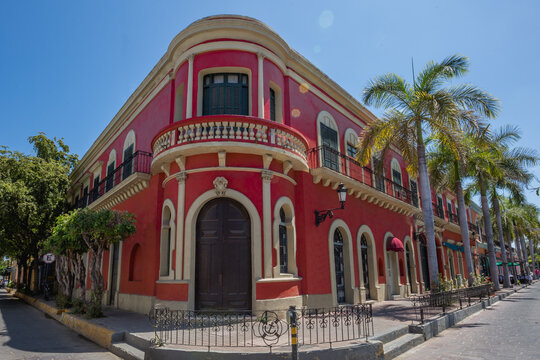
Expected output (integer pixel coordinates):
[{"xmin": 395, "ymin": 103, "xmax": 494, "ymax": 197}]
[{"xmin": 387, "ymin": 237, "xmax": 404, "ymax": 252}]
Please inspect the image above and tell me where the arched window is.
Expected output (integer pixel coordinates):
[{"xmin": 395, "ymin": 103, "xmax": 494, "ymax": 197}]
[
  {"xmin": 203, "ymin": 73, "xmax": 249, "ymax": 115},
  {"xmin": 160, "ymin": 200, "xmax": 176, "ymax": 278},
  {"xmin": 360, "ymin": 235, "xmax": 370, "ymax": 299},
  {"xmin": 391, "ymin": 158, "xmax": 405, "ymax": 200},
  {"xmin": 122, "ymin": 130, "xmax": 136, "ymax": 180},
  {"xmin": 106, "ymin": 150, "xmax": 117, "ymax": 192},
  {"xmin": 409, "ymin": 177, "xmax": 419, "ymax": 207},
  {"xmin": 279, "ymin": 208, "xmax": 288, "ymax": 273},
  {"xmin": 272, "ymin": 197, "xmax": 297, "ymax": 277},
  {"xmin": 372, "ymin": 155, "xmax": 385, "ymax": 193},
  {"xmin": 334, "ymin": 229, "xmax": 346, "ymax": 304},
  {"xmin": 317, "ymin": 111, "xmax": 339, "ymax": 172}
]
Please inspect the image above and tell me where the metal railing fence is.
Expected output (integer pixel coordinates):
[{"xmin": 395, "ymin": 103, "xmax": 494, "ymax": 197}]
[{"xmin": 148, "ymin": 303, "xmax": 374, "ymax": 352}]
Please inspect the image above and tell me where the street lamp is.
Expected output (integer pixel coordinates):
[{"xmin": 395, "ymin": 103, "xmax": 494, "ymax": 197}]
[{"xmin": 314, "ymin": 183, "xmax": 347, "ymax": 226}]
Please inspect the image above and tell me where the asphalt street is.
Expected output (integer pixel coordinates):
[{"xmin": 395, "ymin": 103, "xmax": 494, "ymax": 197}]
[
  {"xmin": 0, "ymin": 289, "xmax": 118, "ymax": 360},
  {"xmin": 397, "ymin": 282, "xmax": 540, "ymax": 360}
]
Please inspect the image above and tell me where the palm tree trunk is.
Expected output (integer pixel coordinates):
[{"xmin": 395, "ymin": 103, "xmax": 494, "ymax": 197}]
[
  {"xmin": 492, "ymin": 194, "xmax": 510, "ymax": 288},
  {"xmin": 455, "ymin": 178, "xmax": 474, "ymax": 286},
  {"xmin": 520, "ymin": 235, "xmax": 530, "ymax": 275},
  {"xmin": 507, "ymin": 232, "xmax": 517, "ymax": 283},
  {"xmin": 528, "ymin": 237, "xmax": 536, "ymax": 277},
  {"xmin": 514, "ymin": 227, "xmax": 524, "ymax": 274},
  {"xmin": 479, "ymin": 179, "xmax": 500, "ymax": 290},
  {"xmin": 417, "ymin": 135, "xmax": 440, "ymax": 288}
]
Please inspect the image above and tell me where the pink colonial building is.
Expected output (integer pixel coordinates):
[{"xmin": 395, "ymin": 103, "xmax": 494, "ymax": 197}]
[{"xmin": 69, "ymin": 15, "xmax": 485, "ymax": 314}]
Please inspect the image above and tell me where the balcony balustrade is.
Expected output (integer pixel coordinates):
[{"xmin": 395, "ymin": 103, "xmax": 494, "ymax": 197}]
[
  {"xmin": 307, "ymin": 145, "xmax": 415, "ymax": 206},
  {"xmin": 151, "ymin": 115, "xmax": 309, "ymax": 173},
  {"xmin": 76, "ymin": 151, "xmax": 152, "ymax": 208}
]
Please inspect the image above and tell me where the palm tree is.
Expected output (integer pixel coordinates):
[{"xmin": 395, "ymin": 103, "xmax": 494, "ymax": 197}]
[
  {"xmin": 499, "ymin": 199, "xmax": 519, "ymax": 281},
  {"xmin": 485, "ymin": 126, "xmax": 539, "ymax": 287},
  {"xmin": 502, "ymin": 199, "xmax": 540, "ymax": 277},
  {"xmin": 465, "ymin": 127, "xmax": 515, "ymax": 291},
  {"xmin": 428, "ymin": 135, "xmax": 481, "ymax": 286},
  {"xmin": 358, "ymin": 54, "xmax": 499, "ymax": 288}
]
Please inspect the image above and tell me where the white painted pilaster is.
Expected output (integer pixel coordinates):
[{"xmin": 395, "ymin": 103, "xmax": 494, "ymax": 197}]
[
  {"xmin": 186, "ymin": 54, "xmax": 194, "ymax": 119},
  {"xmin": 258, "ymin": 53, "xmax": 264, "ymax": 119},
  {"xmin": 175, "ymin": 171, "xmax": 187, "ymax": 280},
  {"xmin": 262, "ymin": 170, "xmax": 273, "ymax": 278}
]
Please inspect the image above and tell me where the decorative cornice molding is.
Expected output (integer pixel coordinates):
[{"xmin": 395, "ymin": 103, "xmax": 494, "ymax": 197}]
[{"xmin": 88, "ymin": 173, "xmax": 151, "ymax": 211}]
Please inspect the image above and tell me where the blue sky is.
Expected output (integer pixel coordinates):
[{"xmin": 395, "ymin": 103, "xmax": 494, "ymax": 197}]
[{"xmin": 1, "ymin": 0, "xmax": 540, "ymax": 207}]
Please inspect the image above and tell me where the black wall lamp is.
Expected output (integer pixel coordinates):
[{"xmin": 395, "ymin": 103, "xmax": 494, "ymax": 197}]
[{"xmin": 315, "ymin": 183, "xmax": 347, "ymax": 226}]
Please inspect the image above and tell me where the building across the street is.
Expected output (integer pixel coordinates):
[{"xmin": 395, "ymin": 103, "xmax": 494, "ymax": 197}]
[{"xmin": 70, "ymin": 15, "xmax": 488, "ymax": 314}]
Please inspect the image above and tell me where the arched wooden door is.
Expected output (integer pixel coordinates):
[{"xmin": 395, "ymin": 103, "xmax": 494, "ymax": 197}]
[{"xmin": 196, "ymin": 198, "xmax": 251, "ymax": 310}]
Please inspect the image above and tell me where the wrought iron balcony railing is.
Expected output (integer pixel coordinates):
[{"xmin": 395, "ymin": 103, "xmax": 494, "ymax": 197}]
[
  {"xmin": 307, "ymin": 145, "xmax": 415, "ymax": 206},
  {"xmin": 432, "ymin": 202, "xmax": 445, "ymax": 219},
  {"xmin": 76, "ymin": 151, "xmax": 152, "ymax": 208},
  {"xmin": 448, "ymin": 213, "xmax": 460, "ymax": 225}
]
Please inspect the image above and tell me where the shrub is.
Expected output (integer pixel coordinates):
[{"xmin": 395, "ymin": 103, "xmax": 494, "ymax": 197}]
[
  {"xmin": 72, "ymin": 298, "xmax": 86, "ymax": 314},
  {"xmin": 55, "ymin": 294, "xmax": 72, "ymax": 309},
  {"xmin": 85, "ymin": 291, "xmax": 104, "ymax": 318}
]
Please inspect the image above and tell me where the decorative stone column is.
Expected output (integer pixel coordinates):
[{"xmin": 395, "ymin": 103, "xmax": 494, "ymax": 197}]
[{"xmin": 262, "ymin": 170, "xmax": 273, "ymax": 278}]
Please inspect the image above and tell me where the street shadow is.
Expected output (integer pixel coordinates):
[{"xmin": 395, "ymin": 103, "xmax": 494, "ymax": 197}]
[
  {"xmin": 0, "ymin": 290, "xmax": 107, "ymax": 354},
  {"xmin": 452, "ymin": 322, "xmax": 489, "ymax": 329}
]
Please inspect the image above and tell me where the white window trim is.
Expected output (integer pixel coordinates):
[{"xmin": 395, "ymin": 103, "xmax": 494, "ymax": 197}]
[
  {"xmin": 328, "ymin": 219, "xmax": 357, "ymax": 306},
  {"xmin": 316, "ymin": 110, "xmax": 342, "ymax": 173},
  {"xmin": 159, "ymin": 199, "xmax": 176, "ymax": 280},
  {"xmin": 122, "ymin": 130, "xmax": 136, "ymax": 163},
  {"xmin": 272, "ymin": 196, "xmax": 298, "ymax": 278},
  {"xmin": 196, "ymin": 67, "xmax": 253, "ymax": 117},
  {"xmin": 268, "ymin": 81, "xmax": 283, "ymax": 123}
]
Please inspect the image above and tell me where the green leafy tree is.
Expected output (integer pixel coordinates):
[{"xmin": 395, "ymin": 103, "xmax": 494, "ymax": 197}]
[
  {"xmin": 46, "ymin": 211, "xmax": 89, "ymax": 302},
  {"xmin": 0, "ymin": 134, "xmax": 77, "ymax": 289},
  {"xmin": 67, "ymin": 208, "xmax": 136, "ymax": 315},
  {"xmin": 358, "ymin": 55, "xmax": 499, "ymax": 287}
]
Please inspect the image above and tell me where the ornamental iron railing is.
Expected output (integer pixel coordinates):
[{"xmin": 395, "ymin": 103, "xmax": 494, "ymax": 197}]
[
  {"xmin": 448, "ymin": 213, "xmax": 459, "ymax": 225},
  {"xmin": 77, "ymin": 151, "xmax": 152, "ymax": 208},
  {"xmin": 432, "ymin": 202, "xmax": 444, "ymax": 219},
  {"xmin": 307, "ymin": 146, "xmax": 414, "ymax": 206},
  {"xmin": 410, "ymin": 284, "xmax": 492, "ymax": 324},
  {"xmin": 148, "ymin": 304, "xmax": 374, "ymax": 352}
]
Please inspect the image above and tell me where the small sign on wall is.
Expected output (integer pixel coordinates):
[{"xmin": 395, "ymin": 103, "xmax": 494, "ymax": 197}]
[{"xmin": 42, "ymin": 253, "xmax": 55, "ymax": 264}]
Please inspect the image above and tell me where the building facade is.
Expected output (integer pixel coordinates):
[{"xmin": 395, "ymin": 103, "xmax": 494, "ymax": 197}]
[{"xmin": 70, "ymin": 15, "xmax": 486, "ymax": 314}]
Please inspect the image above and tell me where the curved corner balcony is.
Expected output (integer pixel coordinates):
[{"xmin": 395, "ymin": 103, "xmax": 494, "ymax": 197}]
[{"xmin": 151, "ymin": 115, "xmax": 309, "ymax": 174}]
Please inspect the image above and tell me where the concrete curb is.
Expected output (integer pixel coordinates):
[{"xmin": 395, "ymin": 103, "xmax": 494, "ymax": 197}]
[
  {"xmin": 147, "ymin": 341, "xmax": 384, "ymax": 360},
  {"xmin": 10, "ymin": 290, "xmax": 122, "ymax": 350},
  {"xmin": 409, "ymin": 285, "xmax": 528, "ymax": 341}
]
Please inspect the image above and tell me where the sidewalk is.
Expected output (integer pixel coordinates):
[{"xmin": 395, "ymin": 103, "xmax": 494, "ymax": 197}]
[{"xmin": 6, "ymin": 282, "xmax": 536, "ymax": 360}]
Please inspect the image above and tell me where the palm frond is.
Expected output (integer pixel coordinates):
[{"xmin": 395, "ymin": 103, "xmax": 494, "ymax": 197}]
[
  {"xmin": 448, "ymin": 84, "xmax": 500, "ymax": 119},
  {"xmin": 362, "ymin": 74, "xmax": 411, "ymax": 111},
  {"xmin": 416, "ymin": 54, "xmax": 469, "ymax": 92}
]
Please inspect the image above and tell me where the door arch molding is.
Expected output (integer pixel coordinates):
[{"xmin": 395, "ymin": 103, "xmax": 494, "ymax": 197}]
[
  {"xmin": 383, "ymin": 232, "xmax": 401, "ymax": 299},
  {"xmin": 185, "ymin": 188, "xmax": 261, "ymax": 310},
  {"xmin": 327, "ymin": 219, "xmax": 357, "ymax": 307},
  {"xmin": 356, "ymin": 225, "xmax": 380, "ymax": 301},
  {"xmin": 403, "ymin": 236, "xmax": 418, "ymax": 294}
]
